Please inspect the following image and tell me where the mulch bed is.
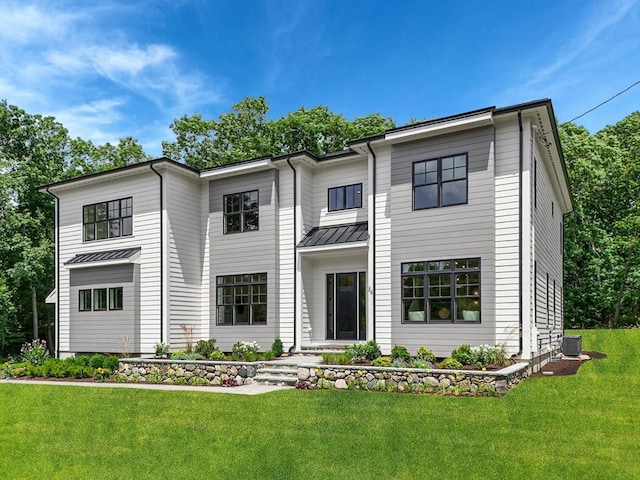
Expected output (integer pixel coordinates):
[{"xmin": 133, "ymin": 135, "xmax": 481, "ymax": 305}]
[{"xmin": 531, "ymin": 351, "xmax": 607, "ymax": 377}]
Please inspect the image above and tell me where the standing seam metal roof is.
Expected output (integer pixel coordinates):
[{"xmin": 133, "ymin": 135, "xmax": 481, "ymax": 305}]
[
  {"xmin": 297, "ymin": 222, "xmax": 368, "ymax": 248},
  {"xmin": 65, "ymin": 247, "xmax": 141, "ymax": 265}
]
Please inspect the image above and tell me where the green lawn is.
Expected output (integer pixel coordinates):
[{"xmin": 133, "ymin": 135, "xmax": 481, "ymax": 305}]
[{"xmin": 1, "ymin": 329, "xmax": 638, "ymax": 480}]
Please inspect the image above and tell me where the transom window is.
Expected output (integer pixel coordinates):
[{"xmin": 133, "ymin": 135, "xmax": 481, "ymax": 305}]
[
  {"xmin": 79, "ymin": 287, "xmax": 124, "ymax": 312},
  {"xmin": 402, "ymin": 258, "xmax": 480, "ymax": 323},
  {"xmin": 328, "ymin": 183, "xmax": 362, "ymax": 211},
  {"xmin": 216, "ymin": 273, "xmax": 267, "ymax": 325},
  {"xmin": 83, "ymin": 197, "xmax": 133, "ymax": 241},
  {"xmin": 413, "ymin": 154, "xmax": 468, "ymax": 209},
  {"xmin": 224, "ymin": 190, "xmax": 259, "ymax": 234}
]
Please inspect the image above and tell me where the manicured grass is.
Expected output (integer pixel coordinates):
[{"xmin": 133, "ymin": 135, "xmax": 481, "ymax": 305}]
[{"xmin": 1, "ymin": 329, "xmax": 638, "ymax": 479}]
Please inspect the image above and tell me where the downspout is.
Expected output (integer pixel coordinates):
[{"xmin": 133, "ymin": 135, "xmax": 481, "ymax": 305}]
[
  {"xmin": 286, "ymin": 157, "xmax": 297, "ymax": 353},
  {"xmin": 517, "ymin": 110, "xmax": 524, "ymax": 356},
  {"xmin": 366, "ymin": 142, "xmax": 377, "ymax": 342},
  {"xmin": 149, "ymin": 164, "xmax": 164, "ymax": 343},
  {"xmin": 46, "ymin": 187, "xmax": 60, "ymax": 357}
]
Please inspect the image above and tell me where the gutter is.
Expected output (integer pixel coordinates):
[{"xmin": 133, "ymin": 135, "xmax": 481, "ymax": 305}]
[
  {"xmin": 149, "ymin": 164, "xmax": 164, "ymax": 344},
  {"xmin": 517, "ymin": 110, "xmax": 524, "ymax": 356},
  {"xmin": 46, "ymin": 187, "xmax": 60, "ymax": 357},
  {"xmin": 286, "ymin": 157, "xmax": 297, "ymax": 353},
  {"xmin": 366, "ymin": 142, "xmax": 377, "ymax": 342}
]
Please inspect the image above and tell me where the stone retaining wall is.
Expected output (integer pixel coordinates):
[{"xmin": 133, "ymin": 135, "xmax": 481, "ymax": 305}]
[
  {"xmin": 118, "ymin": 359, "xmax": 257, "ymax": 386},
  {"xmin": 296, "ymin": 362, "xmax": 530, "ymax": 396}
]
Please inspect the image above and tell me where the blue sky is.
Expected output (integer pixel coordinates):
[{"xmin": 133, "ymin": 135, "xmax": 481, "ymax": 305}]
[{"xmin": 1, "ymin": 0, "xmax": 638, "ymax": 157}]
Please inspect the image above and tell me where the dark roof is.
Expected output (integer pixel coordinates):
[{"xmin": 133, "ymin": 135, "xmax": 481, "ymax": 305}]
[
  {"xmin": 65, "ymin": 247, "xmax": 141, "ymax": 265},
  {"xmin": 298, "ymin": 222, "xmax": 368, "ymax": 248}
]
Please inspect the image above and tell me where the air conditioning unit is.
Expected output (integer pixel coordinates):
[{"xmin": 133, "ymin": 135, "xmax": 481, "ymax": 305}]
[{"xmin": 563, "ymin": 335, "xmax": 582, "ymax": 356}]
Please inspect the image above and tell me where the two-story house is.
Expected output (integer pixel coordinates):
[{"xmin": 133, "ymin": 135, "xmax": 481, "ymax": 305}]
[{"xmin": 40, "ymin": 98, "xmax": 572, "ymax": 362}]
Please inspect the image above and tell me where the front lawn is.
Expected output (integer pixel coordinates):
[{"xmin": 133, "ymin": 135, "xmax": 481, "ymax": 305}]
[{"xmin": 1, "ymin": 329, "xmax": 638, "ymax": 479}]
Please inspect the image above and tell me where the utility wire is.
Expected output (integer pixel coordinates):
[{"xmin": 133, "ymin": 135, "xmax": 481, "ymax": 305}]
[{"xmin": 560, "ymin": 79, "xmax": 640, "ymax": 126}]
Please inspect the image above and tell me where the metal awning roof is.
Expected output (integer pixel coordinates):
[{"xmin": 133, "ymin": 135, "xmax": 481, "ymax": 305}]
[
  {"xmin": 297, "ymin": 222, "xmax": 368, "ymax": 248},
  {"xmin": 65, "ymin": 247, "xmax": 141, "ymax": 265}
]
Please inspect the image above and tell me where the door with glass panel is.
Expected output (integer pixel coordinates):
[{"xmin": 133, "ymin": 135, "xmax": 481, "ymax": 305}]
[{"xmin": 326, "ymin": 272, "xmax": 366, "ymax": 341}]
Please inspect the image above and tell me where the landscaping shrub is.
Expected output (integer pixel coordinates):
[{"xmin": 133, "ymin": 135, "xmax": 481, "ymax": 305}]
[
  {"xmin": 195, "ymin": 339, "xmax": 217, "ymax": 359},
  {"xmin": 390, "ymin": 345, "xmax": 411, "ymax": 363},
  {"xmin": 103, "ymin": 356, "xmax": 120, "ymax": 372},
  {"xmin": 391, "ymin": 358, "xmax": 408, "ymax": 368},
  {"xmin": 89, "ymin": 354, "xmax": 105, "ymax": 369},
  {"xmin": 263, "ymin": 350, "xmax": 275, "ymax": 361},
  {"xmin": 208, "ymin": 349, "xmax": 225, "ymax": 360},
  {"xmin": 271, "ymin": 337, "xmax": 284, "ymax": 357},
  {"xmin": 20, "ymin": 339, "xmax": 50, "ymax": 366},
  {"xmin": 411, "ymin": 359, "xmax": 432, "ymax": 369},
  {"xmin": 171, "ymin": 351, "xmax": 187, "ymax": 360},
  {"xmin": 371, "ymin": 357, "xmax": 392, "ymax": 367},
  {"xmin": 416, "ymin": 346, "xmax": 436, "ymax": 363},
  {"xmin": 231, "ymin": 341, "xmax": 260, "ymax": 361},
  {"xmin": 440, "ymin": 357, "xmax": 463, "ymax": 370},
  {"xmin": 154, "ymin": 342, "xmax": 170, "ymax": 358},
  {"xmin": 76, "ymin": 355, "xmax": 91, "ymax": 366},
  {"xmin": 451, "ymin": 344, "xmax": 472, "ymax": 366},
  {"xmin": 345, "ymin": 341, "xmax": 381, "ymax": 363}
]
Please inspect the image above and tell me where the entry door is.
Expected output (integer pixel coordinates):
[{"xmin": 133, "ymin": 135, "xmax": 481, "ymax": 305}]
[{"xmin": 326, "ymin": 272, "xmax": 366, "ymax": 341}]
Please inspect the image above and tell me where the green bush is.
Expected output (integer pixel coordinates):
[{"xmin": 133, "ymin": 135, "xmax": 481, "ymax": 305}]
[
  {"xmin": 411, "ymin": 359, "xmax": 432, "ymax": 369},
  {"xmin": 76, "ymin": 355, "xmax": 91, "ymax": 366},
  {"xmin": 345, "ymin": 341, "xmax": 381, "ymax": 363},
  {"xmin": 451, "ymin": 344, "xmax": 472, "ymax": 366},
  {"xmin": 171, "ymin": 351, "xmax": 187, "ymax": 360},
  {"xmin": 195, "ymin": 339, "xmax": 217, "ymax": 359},
  {"xmin": 390, "ymin": 345, "xmax": 411, "ymax": 363},
  {"xmin": 271, "ymin": 337, "xmax": 284, "ymax": 357},
  {"xmin": 208, "ymin": 349, "xmax": 225, "ymax": 361},
  {"xmin": 416, "ymin": 346, "xmax": 436, "ymax": 363},
  {"xmin": 103, "ymin": 356, "xmax": 120, "ymax": 372},
  {"xmin": 440, "ymin": 357, "xmax": 463, "ymax": 370},
  {"xmin": 263, "ymin": 350, "xmax": 275, "ymax": 361},
  {"xmin": 89, "ymin": 354, "xmax": 105, "ymax": 369},
  {"xmin": 154, "ymin": 342, "xmax": 170, "ymax": 358},
  {"xmin": 371, "ymin": 357, "xmax": 391, "ymax": 367},
  {"xmin": 231, "ymin": 341, "xmax": 260, "ymax": 361}
]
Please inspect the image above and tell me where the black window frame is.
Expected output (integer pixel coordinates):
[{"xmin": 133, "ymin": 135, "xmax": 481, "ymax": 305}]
[
  {"xmin": 413, "ymin": 153, "xmax": 468, "ymax": 210},
  {"xmin": 79, "ymin": 289, "xmax": 92, "ymax": 311},
  {"xmin": 83, "ymin": 197, "xmax": 133, "ymax": 242},
  {"xmin": 109, "ymin": 287, "xmax": 123, "ymax": 311},
  {"xmin": 93, "ymin": 288, "xmax": 107, "ymax": 311},
  {"xmin": 328, "ymin": 183, "xmax": 363, "ymax": 212},
  {"xmin": 216, "ymin": 273, "xmax": 267, "ymax": 325},
  {"xmin": 401, "ymin": 258, "xmax": 480, "ymax": 324},
  {"xmin": 223, "ymin": 190, "xmax": 259, "ymax": 234}
]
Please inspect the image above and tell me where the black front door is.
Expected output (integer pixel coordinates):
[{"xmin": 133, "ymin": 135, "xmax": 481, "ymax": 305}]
[{"xmin": 326, "ymin": 272, "xmax": 366, "ymax": 341}]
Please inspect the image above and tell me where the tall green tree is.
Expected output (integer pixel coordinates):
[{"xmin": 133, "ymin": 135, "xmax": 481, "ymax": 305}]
[
  {"xmin": 162, "ymin": 96, "xmax": 395, "ymax": 168},
  {"xmin": 561, "ymin": 112, "xmax": 640, "ymax": 328}
]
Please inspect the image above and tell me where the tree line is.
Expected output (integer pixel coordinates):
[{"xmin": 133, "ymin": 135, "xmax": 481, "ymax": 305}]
[{"xmin": 0, "ymin": 97, "xmax": 637, "ymax": 355}]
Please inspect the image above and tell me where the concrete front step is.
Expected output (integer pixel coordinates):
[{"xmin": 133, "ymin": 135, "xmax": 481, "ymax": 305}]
[{"xmin": 253, "ymin": 375, "xmax": 298, "ymax": 386}]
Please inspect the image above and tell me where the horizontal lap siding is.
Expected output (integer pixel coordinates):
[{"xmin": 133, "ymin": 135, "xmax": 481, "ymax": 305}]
[
  {"xmin": 166, "ymin": 172, "xmax": 205, "ymax": 350},
  {"xmin": 310, "ymin": 159, "xmax": 368, "ymax": 228},
  {"xmin": 494, "ymin": 120, "xmax": 522, "ymax": 354},
  {"xmin": 208, "ymin": 170, "xmax": 278, "ymax": 351},
  {"xmin": 533, "ymin": 140, "xmax": 564, "ymax": 352},
  {"xmin": 69, "ymin": 265, "xmax": 139, "ymax": 353},
  {"xmin": 277, "ymin": 167, "xmax": 294, "ymax": 348},
  {"xmin": 56, "ymin": 171, "xmax": 161, "ymax": 354},
  {"xmin": 389, "ymin": 127, "xmax": 496, "ymax": 356}
]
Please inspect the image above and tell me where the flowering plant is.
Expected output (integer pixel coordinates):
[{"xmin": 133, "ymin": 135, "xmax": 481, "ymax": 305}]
[
  {"xmin": 20, "ymin": 339, "xmax": 50, "ymax": 366},
  {"xmin": 231, "ymin": 341, "xmax": 260, "ymax": 361}
]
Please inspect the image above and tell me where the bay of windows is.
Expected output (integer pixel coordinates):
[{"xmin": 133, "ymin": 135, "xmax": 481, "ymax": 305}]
[
  {"xmin": 402, "ymin": 258, "xmax": 480, "ymax": 323},
  {"xmin": 216, "ymin": 273, "xmax": 267, "ymax": 325}
]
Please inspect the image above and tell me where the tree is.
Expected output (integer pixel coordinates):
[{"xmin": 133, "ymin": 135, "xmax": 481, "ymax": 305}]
[
  {"xmin": 561, "ymin": 112, "xmax": 640, "ymax": 328},
  {"xmin": 162, "ymin": 96, "xmax": 395, "ymax": 168}
]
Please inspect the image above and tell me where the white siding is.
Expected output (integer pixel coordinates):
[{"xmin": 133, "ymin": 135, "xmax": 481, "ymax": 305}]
[
  {"xmin": 55, "ymin": 170, "xmax": 161, "ymax": 355},
  {"xmin": 277, "ymin": 164, "xmax": 295, "ymax": 349},
  {"xmin": 494, "ymin": 118, "xmax": 523, "ymax": 356},
  {"xmin": 165, "ymin": 170, "xmax": 205, "ymax": 350}
]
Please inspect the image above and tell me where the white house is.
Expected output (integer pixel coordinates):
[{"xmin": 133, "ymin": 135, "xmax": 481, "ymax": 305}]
[{"xmin": 40, "ymin": 99, "xmax": 572, "ymax": 362}]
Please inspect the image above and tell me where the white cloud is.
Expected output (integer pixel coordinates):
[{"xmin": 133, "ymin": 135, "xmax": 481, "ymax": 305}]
[{"xmin": 0, "ymin": 1, "xmax": 225, "ymax": 153}]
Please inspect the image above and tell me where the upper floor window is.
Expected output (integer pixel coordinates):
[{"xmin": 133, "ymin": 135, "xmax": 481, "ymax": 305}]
[
  {"xmin": 224, "ymin": 190, "xmax": 259, "ymax": 234},
  {"xmin": 83, "ymin": 197, "xmax": 133, "ymax": 242},
  {"xmin": 328, "ymin": 183, "xmax": 362, "ymax": 211},
  {"xmin": 413, "ymin": 154, "xmax": 468, "ymax": 209}
]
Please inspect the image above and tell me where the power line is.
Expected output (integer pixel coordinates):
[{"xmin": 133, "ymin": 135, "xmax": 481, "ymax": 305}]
[{"xmin": 560, "ymin": 79, "xmax": 640, "ymax": 126}]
